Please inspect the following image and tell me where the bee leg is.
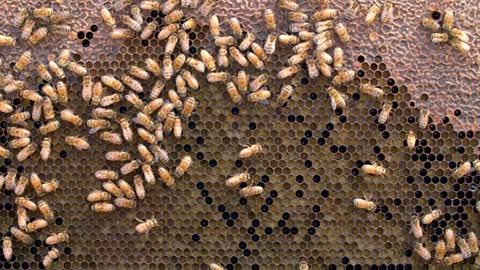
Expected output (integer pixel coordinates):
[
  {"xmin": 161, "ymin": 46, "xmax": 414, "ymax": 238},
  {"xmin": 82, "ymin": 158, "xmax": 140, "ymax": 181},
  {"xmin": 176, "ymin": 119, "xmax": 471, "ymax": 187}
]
[{"xmin": 135, "ymin": 218, "xmax": 144, "ymax": 223}]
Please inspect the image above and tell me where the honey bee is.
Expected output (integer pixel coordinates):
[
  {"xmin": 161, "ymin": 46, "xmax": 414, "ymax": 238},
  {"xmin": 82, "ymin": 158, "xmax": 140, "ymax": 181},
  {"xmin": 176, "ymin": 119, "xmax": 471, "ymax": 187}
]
[
  {"xmin": 8, "ymin": 127, "xmax": 30, "ymax": 138},
  {"xmin": 174, "ymin": 155, "xmax": 192, "ymax": 177},
  {"xmin": 33, "ymin": 7, "xmax": 53, "ymax": 18},
  {"xmin": 13, "ymin": 175, "xmax": 28, "ymax": 196},
  {"xmin": 407, "ymin": 131, "xmax": 416, "ymax": 150},
  {"xmin": 298, "ymin": 31, "xmax": 315, "ymax": 41},
  {"xmin": 110, "ymin": 28, "xmax": 134, "ymax": 39},
  {"xmin": 156, "ymin": 102, "xmax": 174, "ymax": 121},
  {"xmin": 30, "ymin": 173, "xmax": 44, "ymax": 195},
  {"xmin": 127, "ymin": 67, "xmax": 149, "ymax": 82},
  {"xmin": 224, "ymin": 82, "xmax": 241, "ymax": 104},
  {"xmin": 248, "ymin": 44, "xmax": 267, "ymax": 64},
  {"xmin": 264, "ymin": 9, "xmax": 276, "ymax": 31},
  {"xmin": 13, "ymin": 50, "xmax": 32, "ymax": 73},
  {"xmin": 228, "ymin": 46, "xmax": 248, "ymax": 67},
  {"xmin": 163, "ymin": 56, "xmax": 174, "ymax": 80},
  {"xmin": 287, "ymin": 53, "xmax": 307, "ymax": 66},
  {"xmin": 181, "ymin": 70, "xmax": 199, "ymax": 90},
  {"xmin": 381, "ymin": 1, "xmax": 394, "ymax": 23},
  {"xmin": 208, "ymin": 15, "xmax": 221, "ymax": 38},
  {"xmin": 138, "ymin": 128, "xmax": 158, "ymax": 144},
  {"xmin": 361, "ymin": 162, "xmax": 386, "ymax": 176},
  {"xmin": 130, "ymin": 4, "xmax": 143, "ymax": 24},
  {"xmin": 38, "ymin": 200, "xmax": 54, "ymax": 221},
  {"xmin": 207, "ymin": 72, "xmax": 230, "ymax": 83},
  {"xmin": 9, "ymin": 138, "xmax": 31, "ymax": 149},
  {"xmin": 103, "ymin": 181, "xmax": 123, "ymax": 198},
  {"xmin": 4, "ymin": 80, "xmax": 25, "ymax": 93},
  {"xmin": 278, "ymin": 0, "xmax": 298, "ymax": 11},
  {"xmin": 288, "ymin": 11, "xmax": 309, "ymax": 22},
  {"xmin": 68, "ymin": 62, "xmax": 88, "ymax": 76},
  {"xmin": 101, "ymin": 6, "xmax": 116, "ymax": 28},
  {"xmin": 168, "ymin": 89, "xmax": 183, "ymax": 111},
  {"xmin": 417, "ymin": 108, "xmax": 430, "ymax": 129},
  {"xmin": 17, "ymin": 143, "xmax": 37, "ymax": 161},
  {"xmin": 299, "ymin": 261, "xmax": 309, "ymax": 270},
  {"xmin": 87, "ymin": 189, "xmax": 111, "ymax": 202},
  {"xmin": 278, "ymin": 65, "xmax": 300, "ymax": 79},
  {"xmin": 278, "ymin": 34, "xmax": 300, "ymax": 45},
  {"xmin": 421, "ymin": 209, "xmax": 442, "ymax": 225},
  {"xmin": 162, "ymin": 0, "xmax": 181, "ymax": 14},
  {"xmin": 124, "ymin": 92, "xmax": 144, "ymax": 110},
  {"xmin": 95, "ymin": 170, "xmax": 118, "ymax": 181},
  {"xmin": 136, "ymin": 217, "xmax": 158, "ymax": 234},
  {"xmin": 9, "ymin": 111, "xmax": 29, "ymax": 124},
  {"xmin": 333, "ymin": 47, "xmax": 343, "ymax": 70},
  {"xmin": 199, "ymin": 0, "xmax": 216, "ymax": 15},
  {"xmin": 248, "ymin": 89, "xmax": 271, "ymax": 102},
  {"xmin": 100, "ymin": 93, "xmax": 123, "ymax": 106},
  {"xmin": 36, "ymin": 64, "xmax": 52, "ymax": 82},
  {"xmin": 289, "ymin": 22, "xmax": 311, "ymax": 33},
  {"xmin": 431, "ymin": 33, "xmax": 449, "ymax": 43},
  {"xmin": 458, "ymin": 237, "xmax": 472, "ymax": 258},
  {"xmin": 151, "ymin": 145, "xmax": 169, "ymax": 163},
  {"xmin": 10, "ymin": 227, "xmax": 32, "ymax": 244},
  {"xmin": 41, "ymin": 86, "xmax": 58, "ymax": 104},
  {"xmin": 40, "ymin": 137, "xmax": 51, "ymax": 161},
  {"xmin": 140, "ymin": 164, "xmax": 155, "ymax": 184},
  {"xmin": 365, "ymin": 3, "xmax": 380, "ymax": 25},
  {"xmin": 157, "ymin": 23, "xmax": 179, "ymax": 41},
  {"xmin": 4, "ymin": 170, "xmax": 15, "ymax": 190},
  {"xmin": 139, "ymin": 20, "xmax": 158, "ymax": 40},
  {"xmin": 247, "ymin": 52, "xmax": 265, "ymax": 70},
  {"xmin": 158, "ymin": 167, "xmax": 175, "ymax": 188},
  {"xmin": 0, "ymin": 100, "xmax": 13, "ymax": 114},
  {"xmin": 57, "ymin": 81, "xmax": 68, "ymax": 103},
  {"xmin": 101, "ymin": 75, "xmax": 124, "ymax": 92},
  {"xmin": 276, "ymin": 84, "xmax": 294, "ymax": 106},
  {"xmin": 177, "ymin": 29, "xmax": 189, "ymax": 53},
  {"xmin": 122, "ymin": 75, "xmax": 144, "ymax": 93},
  {"xmin": 17, "ymin": 206, "xmax": 28, "ymax": 230},
  {"xmin": 332, "ymin": 69, "xmax": 355, "ymax": 85},
  {"xmin": 91, "ymin": 202, "xmax": 116, "ymax": 212},
  {"xmin": 42, "ymin": 179, "xmax": 58, "ymax": 194},
  {"xmin": 65, "ymin": 136, "xmax": 90, "ymax": 150},
  {"xmin": 100, "ymin": 131, "xmax": 123, "ymax": 145},
  {"xmin": 106, "ymin": 151, "xmax": 131, "ymax": 162},
  {"xmin": 93, "ymin": 108, "xmax": 117, "ymax": 120},
  {"xmin": 239, "ymin": 144, "xmax": 263, "ymax": 158},
  {"xmin": 0, "ymin": 34, "xmax": 16, "ymax": 46},
  {"xmin": 421, "ymin": 18, "xmax": 440, "ymax": 31},
  {"xmin": 48, "ymin": 61, "xmax": 65, "ymax": 79},
  {"xmin": 413, "ymin": 242, "xmax": 431, "ymax": 261},
  {"xmin": 58, "ymin": 49, "xmax": 71, "ymax": 67},
  {"xmin": 334, "ymin": 23, "xmax": 350, "ymax": 43},
  {"xmin": 453, "ymin": 161, "xmax": 471, "ymax": 179},
  {"xmin": 142, "ymin": 99, "xmax": 163, "ymax": 116},
  {"xmin": 121, "ymin": 159, "xmax": 141, "ymax": 175},
  {"xmin": 134, "ymin": 175, "xmax": 146, "ymax": 199},
  {"xmin": 444, "ymin": 253, "xmax": 464, "ymax": 266},
  {"xmin": 226, "ymin": 172, "xmax": 250, "ymax": 187},
  {"xmin": 249, "ymin": 74, "xmax": 268, "ymax": 92},
  {"xmin": 173, "ymin": 54, "xmax": 186, "ymax": 73},
  {"xmin": 180, "ymin": 18, "xmax": 196, "ymax": 31},
  {"xmin": 140, "ymin": 1, "xmax": 161, "ymax": 11},
  {"xmin": 215, "ymin": 47, "xmax": 229, "ymax": 68},
  {"xmin": 442, "ymin": 9, "xmax": 453, "ymax": 31},
  {"xmin": 50, "ymin": 11, "xmax": 71, "ymax": 24},
  {"xmin": 360, "ymin": 83, "xmax": 384, "ymax": 98},
  {"xmin": 186, "ymin": 57, "xmax": 205, "ymax": 73},
  {"xmin": 199, "ymin": 49, "xmax": 216, "ymax": 72},
  {"xmin": 315, "ymin": 39, "xmax": 333, "ymax": 51},
  {"xmin": 264, "ymin": 34, "xmax": 277, "ymax": 55},
  {"xmin": 164, "ymin": 10, "xmax": 183, "ymax": 25},
  {"xmin": 240, "ymin": 185, "xmax": 264, "ymax": 198},
  {"xmin": 306, "ymin": 56, "xmax": 319, "ymax": 78},
  {"xmin": 312, "ymin": 8, "xmax": 338, "ymax": 21},
  {"xmin": 176, "ymin": 76, "xmax": 187, "ymax": 97},
  {"xmin": 173, "ymin": 117, "xmax": 182, "ymax": 138},
  {"xmin": 409, "ymin": 216, "xmax": 423, "ymax": 239},
  {"xmin": 0, "ymin": 146, "xmax": 11, "ymax": 159},
  {"xmin": 165, "ymin": 34, "xmax": 179, "ymax": 55},
  {"xmin": 81, "ymin": 75, "xmax": 93, "ymax": 102},
  {"xmin": 236, "ymin": 70, "xmax": 249, "ymax": 93},
  {"xmin": 13, "ymin": 7, "xmax": 28, "ymax": 28},
  {"xmin": 468, "ymin": 232, "xmax": 479, "ymax": 254},
  {"xmin": 20, "ymin": 19, "xmax": 35, "ymax": 41},
  {"xmin": 42, "ymin": 248, "xmax": 59, "ymax": 269},
  {"xmin": 28, "ymin": 27, "xmax": 48, "ymax": 45},
  {"xmin": 117, "ymin": 179, "xmax": 135, "ymax": 199},
  {"xmin": 312, "ymin": 30, "xmax": 332, "ymax": 45},
  {"xmin": 46, "ymin": 232, "xmax": 70, "ymax": 245},
  {"xmin": 26, "ymin": 218, "xmax": 48, "ymax": 233},
  {"xmin": 144, "ymin": 58, "xmax": 162, "ymax": 78},
  {"xmin": 51, "ymin": 24, "xmax": 72, "ymax": 36},
  {"xmin": 450, "ymin": 38, "xmax": 471, "ymax": 53},
  {"xmin": 378, "ymin": 102, "xmax": 392, "ymax": 124},
  {"xmin": 434, "ymin": 240, "xmax": 446, "ymax": 262},
  {"xmin": 136, "ymin": 144, "xmax": 153, "ymax": 164},
  {"xmin": 87, "ymin": 119, "xmax": 111, "ymax": 130},
  {"xmin": 209, "ymin": 263, "xmax": 225, "ymax": 270}
]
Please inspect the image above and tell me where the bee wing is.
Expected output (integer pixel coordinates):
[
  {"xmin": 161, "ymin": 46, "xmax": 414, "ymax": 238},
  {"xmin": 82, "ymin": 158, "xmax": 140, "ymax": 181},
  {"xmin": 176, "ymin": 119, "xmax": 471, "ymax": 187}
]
[
  {"xmin": 330, "ymin": 96, "xmax": 337, "ymax": 110},
  {"xmin": 89, "ymin": 128, "xmax": 101, "ymax": 134}
]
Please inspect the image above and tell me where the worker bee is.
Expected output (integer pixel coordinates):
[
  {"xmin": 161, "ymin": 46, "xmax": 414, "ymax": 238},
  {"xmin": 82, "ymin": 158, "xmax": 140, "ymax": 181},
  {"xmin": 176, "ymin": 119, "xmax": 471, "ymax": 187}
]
[
  {"xmin": 8, "ymin": 127, "xmax": 30, "ymax": 138},
  {"xmin": 353, "ymin": 195, "xmax": 376, "ymax": 211},
  {"xmin": 421, "ymin": 209, "xmax": 442, "ymax": 225},
  {"xmin": 95, "ymin": 170, "xmax": 118, "ymax": 180},
  {"xmin": 121, "ymin": 159, "xmax": 141, "ymax": 175},
  {"xmin": 431, "ymin": 33, "xmax": 449, "ymax": 43},
  {"xmin": 264, "ymin": 9, "xmax": 276, "ymax": 31},
  {"xmin": 185, "ymin": 57, "xmax": 205, "ymax": 73},
  {"xmin": 332, "ymin": 69, "xmax": 355, "ymax": 85},
  {"xmin": 157, "ymin": 23, "xmax": 179, "ymax": 41},
  {"xmin": 143, "ymin": 99, "xmax": 164, "ymax": 116},
  {"xmin": 14, "ymin": 175, "xmax": 28, "ymax": 196},
  {"xmin": 264, "ymin": 34, "xmax": 277, "ymax": 55},
  {"xmin": 247, "ymin": 52, "xmax": 265, "ymax": 70},
  {"xmin": 156, "ymin": 102, "xmax": 174, "ymax": 121},
  {"xmin": 17, "ymin": 143, "xmax": 37, "ymax": 161},
  {"xmin": 6, "ymin": 171, "xmax": 18, "ymax": 192},
  {"xmin": 276, "ymin": 84, "xmax": 294, "ymax": 106},
  {"xmin": 33, "ymin": 7, "xmax": 53, "ymax": 18},
  {"xmin": 208, "ymin": 15, "xmax": 221, "ymax": 38},
  {"xmin": 444, "ymin": 253, "xmax": 464, "ymax": 266},
  {"xmin": 13, "ymin": 7, "xmax": 28, "ymax": 28},
  {"xmin": 249, "ymin": 74, "xmax": 268, "ymax": 92},
  {"xmin": 68, "ymin": 62, "xmax": 88, "ymax": 76},
  {"xmin": 0, "ymin": 34, "xmax": 16, "ymax": 46},
  {"xmin": 0, "ymin": 146, "xmax": 11, "ymax": 159},
  {"xmin": 100, "ymin": 131, "xmax": 123, "ymax": 145},
  {"xmin": 365, "ymin": 3, "xmax": 380, "ymax": 25},
  {"xmin": 42, "ymin": 248, "xmax": 59, "ymax": 269},
  {"xmin": 315, "ymin": 39, "xmax": 333, "ymax": 52},
  {"xmin": 181, "ymin": 70, "xmax": 199, "ymax": 90},
  {"xmin": 172, "ymin": 54, "xmax": 186, "ymax": 73},
  {"xmin": 209, "ymin": 263, "xmax": 225, "ymax": 270},
  {"xmin": 145, "ymin": 58, "xmax": 162, "ymax": 78},
  {"xmin": 434, "ymin": 240, "xmax": 446, "ymax": 262},
  {"xmin": 117, "ymin": 179, "xmax": 135, "ymax": 199},
  {"xmin": 40, "ymin": 137, "xmax": 51, "ymax": 161},
  {"xmin": 28, "ymin": 27, "xmax": 48, "ymax": 45},
  {"xmin": 333, "ymin": 47, "xmax": 343, "ymax": 70},
  {"xmin": 48, "ymin": 61, "xmax": 65, "ymax": 79},
  {"xmin": 306, "ymin": 56, "xmax": 319, "ymax": 78},
  {"xmin": 101, "ymin": 6, "xmax": 116, "ymax": 28},
  {"xmin": 87, "ymin": 119, "xmax": 111, "ymax": 130},
  {"xmin": 407, "ymin": 131, "xmax": 416, "ymax": 150},
  {"xmin": 227, "ymin": 47, "xmax": 248, "ymax": 67},
  {"xmin": 4, "ymin": 80, "xmax": 25, "ymax": 94},
  {"xmin": 290, "ymin": 22, "xmax": 311, "ymax": 33},
  {"xmin": 417, "ymin": 108, "xmax": 430, "ymax": 129},
  {"xmin": 235, "ymin": 70, "xmax": 249, "ymax": 93},
  {"xmin": 137, "ymin": 144, "xmax": 154, "ymax": 163},
  {"xmin": 457, "ymin": 237, "xmax": 472, "ymax": 258},
  {"xmin": 164, "ymin": 34, "xmax": 179, "ymax": 55},
  {"xmin": 129, "ymin": 4, "xmax": 143, "ymax": 24},
  {"xmin": 17, "ymin": 206, "xmax": 28, "ymax": 230},
  {"xmin": 381, "ymin": 1, "xmax": 394, "ymax": 23},
  {"xmin": 51, "ymin": 24, "xmax": 72, "ymax": 36},
  {"xmin": 134, "ymin": 174, "xmax": 146, "ymax": 199},
  {"xmin": 176, "ymin": 29, "xmax": 189, "ymax": 53},
  {"xmin": 312, "ymin": 30, "xmax": 332, "ymax": 45},
  {"xmin": 100, "ymin": 93, "xmax": 123, "ymax": 106},
  {"xmin": 57, "ymin": 81, "xmax": 68, "ymax": 103},
  {"xmin": 207, "ymin": 72, "xmax": 230, "ymax": 83},
  {"xmin": 114, "ymin": 198, "xmax": 136, "ymax": 209},
  {"xmin": 421, "ymin": 18, "xmax": 440, "ymax": 31},
  {"xmin": 199, "ymin": 49, "xmax": 216, "ymax": 72},
  {"xmin": 174, "ymin": 77, "xmax": 187, "ymax": 98},
  {"xmin": 168, "ymin": 89, "xmax": 183, "ymax": 110},
  {"xmin": 93, "ymin": 108, "xmax": 117, "ymax": 120},
  {"xmin": 42, "ymin": 179, "xmax": 58, "ymax": 194},
  {"xmin": 173, "ymin": 117, "xmax": 182, "ymax": 138},
  {"xmin": 410, "ymin": 216, "xmax": 423, "ymax": 239},
  {"xmin": 142, "ymin": 164, "xmax": 156, "ymax": 184},
  {"xmin": 239, "ymin": 144, "xmax": 263, "ymax": 158},
  {"xmin": 110, "ymin": 28, "xmax": 134, "ymax": 39},
  {"xmin": 278, "ymin": 34, "xmax": 300, "ymax": 45},
  {"xmin": 9, "ymin": 138, "xmax": 31, "ymax": 149},
  {"xmin": 378, "ymin": 102, "xmax": 393, "ymax": 124},
  {"xmin": 162, "ymin": 56, "xmax": 174, "ymax": 80},
  {"xmin": 453, "ymin": 161, "xmax": 471, "ymax": 179},
  {"xmin": 468, "ymin": 232, "xmax": 479, "ymax": 254},
  {"xmin": 13, "ymin": 50, "xmax": 32, "ymax": 73},
  {"xmin": 443, "ymin": 9, "xmax": 453, "ymax": 31},
  {"xmin": 312, "ymin": 8, "xmax": 338, "ymax": 21},
  {"xmin": 450, "ymin": 38, "xmax": 471, "ymax": 53},
  {"xmin": 334, "ymin": 23, "xmax": 350, "ymax": 43},
  {"xmin": 278, "ymin": 0, "xmax": 298, "ymax": 11},
  {"xmin": 91, "ymin": 202, "xmax": 116, "ymax": 212},
  {"xmin": 278, "ymin": 65, "xmax": 300, "ymax": 79},
  {"xmin": 226, "ymin": 172, "xmax": 251, "ymax": 187},
  {"xmin": 361, "ymin": 162, "xmax": 386, "ymax": 176},
  {"xmin": 174, "ymin": 156, "xmax": 192, "ymax": 177},
  {"xmin": 87, "ymin": 189, "xmax": 111, "ymax": 202},
  {"xmin": 124, "ymin": 91, "xmax": 144, "ymax": 110},
  {"xmin": 9, "ymin": 111, "xmax": 29, "ymax": 124},
  {"xmin": 50, "ymin": 10, "xmax": 71, "ymax": 24},
  {"xmin": 240, "ymin": 185, "xmax": 264, "ymax": 198},
  {"xmin": 162, "ymin": 0, "xmax": 180, "ymax": 14},
  {"xmin": 38, "ymin": 200, "xmax": 54, "ymax": 221},
  {"xmin": 413, "ymin": 242, "xmax": 431, "ymax": 261},
  {"xmin": 158, "ymin": 167, "xmax": 175, "ymax": 188},
  {"xmin": 128, "ymin": 66, "xmax": 149, "ymax": 81},
  {"xmin": 227, "ymin": 17, "xmax": 242, "ymax": 38},
  {"xmin": 19, "ymin": 90, "xmax": 41, "ymax": 103},
  {"xmin": 138, "ymin": 128, "xmax": 157, "ymax": 144},
  {"xmin": 10, "ymin": 227, "xmax": 32, "ymax": 244},
  {"xmin": 20, "ymin": 19, "xmax": 35, "ymax": 41},
  {"xmin": 180, "ymin": 18, "xmax": 196, "ymax": 31},
  {"xmin": 225, "ymin": 82, "xmax": 242, "ymax": 104},
  {"xmin": 122, "ymin": 75, "xmax": 144, "ymax": 93},
  {"xmin": 288, "ymin": 11, "xmax": 309, "ymax": 22},
  {"xmin": 30, "ymin": 173, "xmax": 44, "ymax": 194},
  {"xmin": 25, "ymin": 218, "xmax": 48, "ymax": 233},
  {"xmin": 139, "ymin": 20, "xmax": 158, "ymax": 40},
  {"xmin": 287, "ymin": 52, "xmax": 307, "ymax": 66},
  {"xmin": 216, "ymin": 47, "xmax": 229, "ymax": 68},
  {"xmin": 58, "ymin": 49, "xmax": 71, "ymax": 67},
  {"xmin": 135, "ymin": 217, "xmax": 158, "ymax": 234},
  {"xmin": 65, "ymin": 136, "xmax": 90, "ymax": 150},
  {"xmin": 81, "ymin": 75, "xmax": 93, "ymax": 102},
  {"xmin": 102, "ymin": 75, "xmax": 124, "ymax": 92},
  {"xmin": 164, "ymin": 10, "xmax": 183, "ymax": 25},
  {"xmin": 298, "ymin": 31, "xmax": 315, "ymax": 41},
  {"xmin": 248, "ymin": 89, "xmax": 271, "ymax": 102},
  {"xmin": 102, "ymin": 181, "xmax": 123, "ymax": 198},
  {"xmin": 140, "ymin": 1, "xmax": 161, "ymax": 10},
  {"xmin": 46, "ymin": 232, "xmax": 70, "ymax": 245},
  {"xmin": 360, "ymin": 83, "xmax": 384, "ymax": 98},
  {"xmin": 41, "ymin": 86, "xmax": 58, "ymax": 104},
  {"xmin": 151, "ymin": 145, "xmax": 169, "ymax": 163},
  {"xmin": 180, "ymin": 97, "xmax": 196, "ymax": 119},
  {"xmin": 199, "ymin": 0, "xmax": 216, "ymax": 15},
  {"xmin": 106, "ymin": 151, "xmax": 131, "ymax": 162},
  {"xmin": 37, "ymin": 64, "xmax": 52, "ymax": 82}
]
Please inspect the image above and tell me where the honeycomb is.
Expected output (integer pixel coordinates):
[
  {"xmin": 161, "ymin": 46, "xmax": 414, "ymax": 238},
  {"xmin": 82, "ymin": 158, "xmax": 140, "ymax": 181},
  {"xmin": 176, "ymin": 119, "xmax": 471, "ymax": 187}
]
[{"xmin": 0, "ymin": 0, "xmax": 478, "ymax": 269}]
